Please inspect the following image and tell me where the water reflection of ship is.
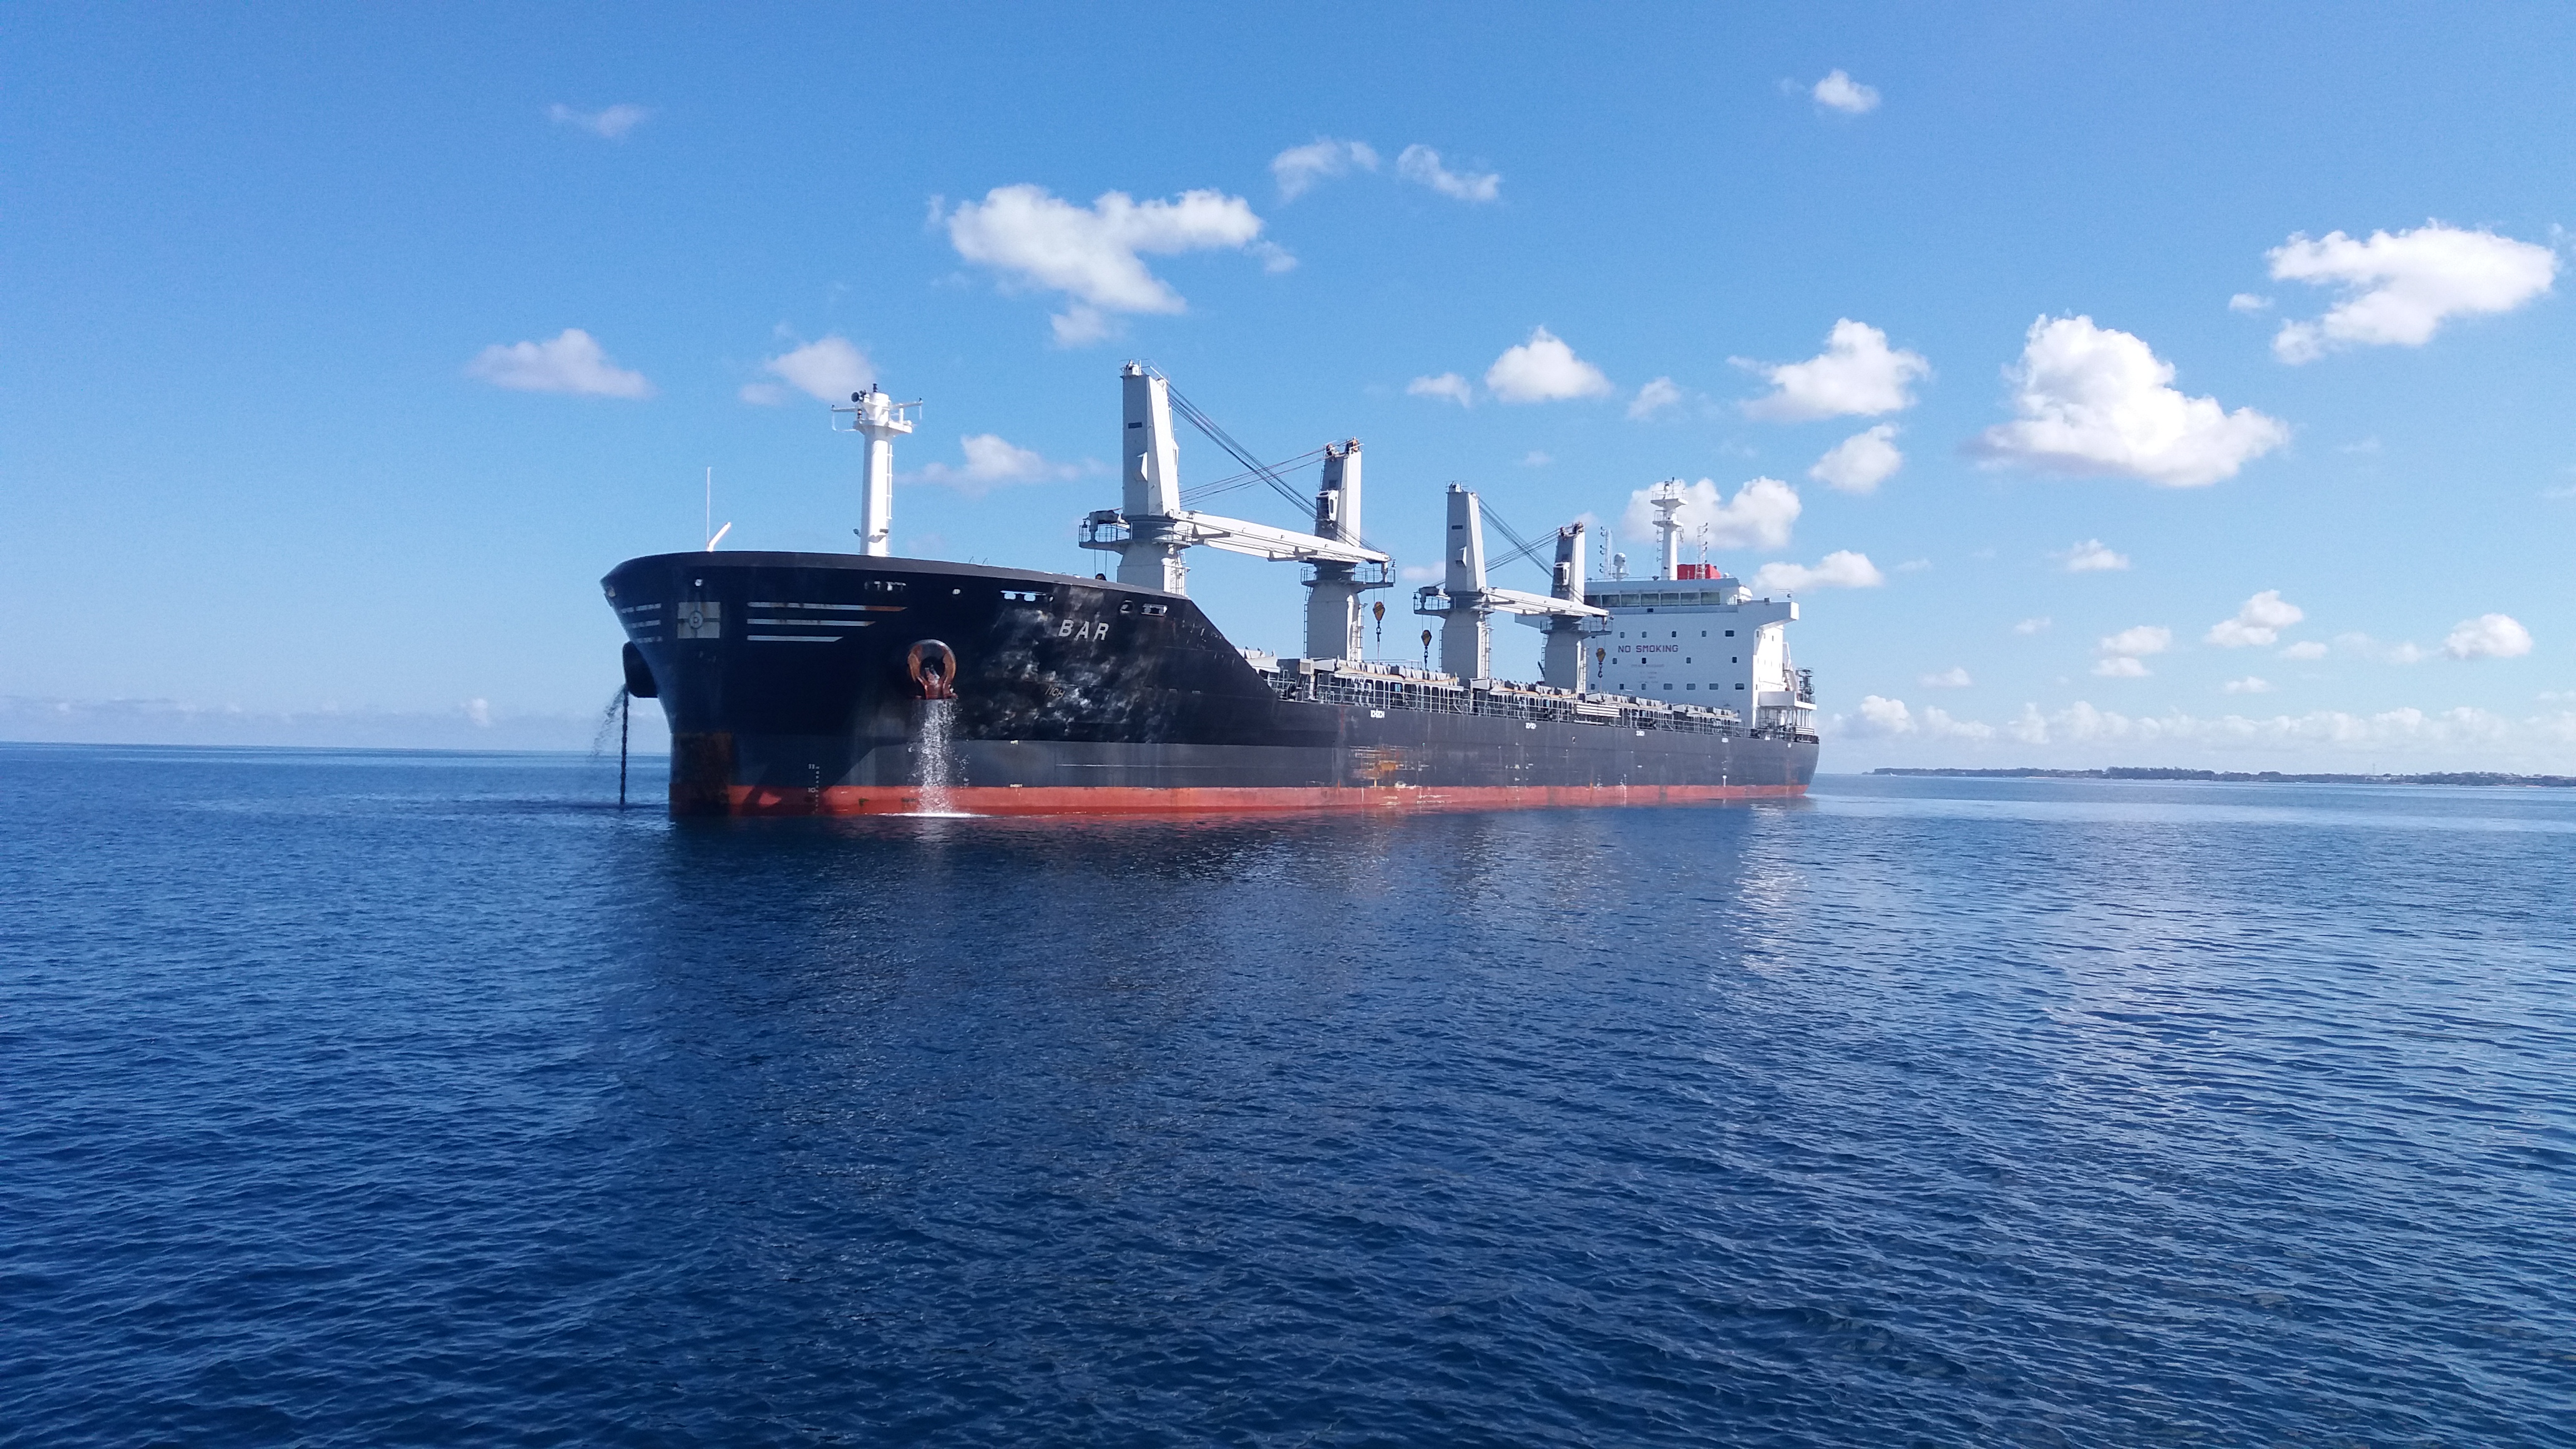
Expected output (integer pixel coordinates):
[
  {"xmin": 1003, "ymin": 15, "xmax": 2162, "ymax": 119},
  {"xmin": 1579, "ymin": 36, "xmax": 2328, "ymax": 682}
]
[{"xmin": 604, "ymin": 364, "xmax": 1817, "ymax": 816}]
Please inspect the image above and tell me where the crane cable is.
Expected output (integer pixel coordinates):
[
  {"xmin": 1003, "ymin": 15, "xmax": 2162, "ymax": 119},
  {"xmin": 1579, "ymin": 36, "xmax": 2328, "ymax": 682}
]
[
  {"xmin": 1475, "ymin": 502, "xmax": 1568, "ymax": 580},
  {"xmin": 1181, "ymin": 447, "xmax": 1328, "ymax": 507},
  {"xmin": 1157, "ymin": 368, "xmax": 1385, "ymax": 555}
]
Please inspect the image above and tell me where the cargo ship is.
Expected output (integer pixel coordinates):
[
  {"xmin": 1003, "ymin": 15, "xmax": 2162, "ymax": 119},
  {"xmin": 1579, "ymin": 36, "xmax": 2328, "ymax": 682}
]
[{"xmin": 604, "ymin": 364, "xmax": 1817, "ymax": 816}]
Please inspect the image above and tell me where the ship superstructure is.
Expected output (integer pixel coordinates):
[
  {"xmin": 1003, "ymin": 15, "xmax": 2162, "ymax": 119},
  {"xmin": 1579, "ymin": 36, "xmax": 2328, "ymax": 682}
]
[
  {"xmin": 605, "ymin": 364, "xmax": 1818, "ymax": 816},
  {"xmin": 1581, "ymin": 482, "xmax": 1815, "ymax": 734}
]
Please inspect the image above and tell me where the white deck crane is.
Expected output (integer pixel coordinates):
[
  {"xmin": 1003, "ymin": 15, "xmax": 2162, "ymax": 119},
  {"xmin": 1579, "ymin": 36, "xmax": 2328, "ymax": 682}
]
[
  {"xmin": 1302, "ymin": 440, "xmax": 1383, "ymax": 661},
  {"xmin": 1081, "ymin": 364, "xmax": 1388, "ymax": 651},
  {"xmin": 1412, "ymin": 485, "xmax": 1607, "ymax": 686}
]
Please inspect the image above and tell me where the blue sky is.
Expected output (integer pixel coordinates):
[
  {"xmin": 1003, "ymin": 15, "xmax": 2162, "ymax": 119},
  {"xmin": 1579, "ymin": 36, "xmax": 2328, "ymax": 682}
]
[{"xmin": 6, "ymin": 3, "xmax": 2573, "ymax": 768}]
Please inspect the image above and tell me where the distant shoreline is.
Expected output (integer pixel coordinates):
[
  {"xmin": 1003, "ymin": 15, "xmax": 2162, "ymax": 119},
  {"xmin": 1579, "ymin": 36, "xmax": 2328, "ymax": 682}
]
[{"xmin": 1873, "ymin": 767, "xmax": 2576, "ymax": 788}]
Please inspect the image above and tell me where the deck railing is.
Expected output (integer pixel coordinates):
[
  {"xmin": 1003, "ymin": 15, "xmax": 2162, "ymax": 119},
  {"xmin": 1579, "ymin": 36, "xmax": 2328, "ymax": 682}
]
[{"xmin": 1258, "ymin": 661, "xmax": 1747, "ymax": 738}]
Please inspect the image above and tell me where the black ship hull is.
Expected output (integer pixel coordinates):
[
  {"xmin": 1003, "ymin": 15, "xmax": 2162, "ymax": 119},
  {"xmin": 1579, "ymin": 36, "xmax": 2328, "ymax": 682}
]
[{"xmin": 604, "ymin": 552, "xmax": 1818, "ymax": 816}]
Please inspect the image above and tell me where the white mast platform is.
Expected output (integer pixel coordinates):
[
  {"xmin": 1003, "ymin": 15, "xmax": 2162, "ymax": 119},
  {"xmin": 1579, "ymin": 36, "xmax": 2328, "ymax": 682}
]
[{"xmin": 832, "ymin": 386, "xmax": 920, "ymax": 557}]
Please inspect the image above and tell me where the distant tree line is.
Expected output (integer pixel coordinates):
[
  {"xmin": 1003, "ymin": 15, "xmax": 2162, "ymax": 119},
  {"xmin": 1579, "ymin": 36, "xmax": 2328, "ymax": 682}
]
[{"xmin": 1871, "ymin": 768, "xmax": 2576, "ymax": 788}]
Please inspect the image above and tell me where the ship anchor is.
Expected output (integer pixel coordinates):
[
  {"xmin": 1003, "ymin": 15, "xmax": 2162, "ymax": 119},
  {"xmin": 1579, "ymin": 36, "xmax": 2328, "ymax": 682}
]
[{"xmin": 907, "ymin": 639, "xmax": 958, "ymax": 700}]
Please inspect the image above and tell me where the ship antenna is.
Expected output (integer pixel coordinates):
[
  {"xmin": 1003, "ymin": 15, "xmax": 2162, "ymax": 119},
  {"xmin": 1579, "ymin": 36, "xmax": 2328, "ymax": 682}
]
[{"xmin": 701, "ymin": 467, "xmax": 730, "ymax": 551}]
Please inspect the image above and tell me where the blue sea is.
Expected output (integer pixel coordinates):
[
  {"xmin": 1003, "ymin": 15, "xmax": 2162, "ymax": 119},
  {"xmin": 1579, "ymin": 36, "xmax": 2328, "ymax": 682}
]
[{"xmin": 4, "ymin": 743, "xmax": 2572, "ymax": 1447}]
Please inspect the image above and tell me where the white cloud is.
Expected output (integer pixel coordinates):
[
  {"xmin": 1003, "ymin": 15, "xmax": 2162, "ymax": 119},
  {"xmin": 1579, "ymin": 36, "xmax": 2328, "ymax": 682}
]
[
  {"xmin": 1969, "ymin": 315, "xmax": 2288, "ymax": 487},
  {"xmin": 2095, "ymin": 624, "xmax": 2171, "ymax": 674},
  {"xmin": 1627, "ymin": 376, "xmax": 1685, "ymax": 420},
  {"xmin": 2442, "ymin": 613, "xmax": 2534, "ymax": 660},
  {"xmin": 1485, "ymin": 326, "xmax": 1612, "ymax": 403},
  {"xmin": 2053, "ymin": 538, "xmax": 2131, "ymax": 573},
  {"xmin": 2012, "ymin": 616, "xmax": 2052, "ymax": 635},
  {"xmin": 1920, "ymin": 667, "xmax": 1973, "ymax": 688},
  {"xmin": 1840, "ymin": 695, "xmax": 1992, "ymax": 740},
  {"xmin": 1808, "ymin": 424, "xmax": 1903, "ymax": 494},
  {"xmin": 910, "ymin": 434, "xmax": 1088, "ymax": 497},
  {"xmin": 548, "ymin": 103, "xmax": 648, "ymax": 139},
  {"xmin": 741, "ymin": 335, "xmax": 872, "ymax": 405},
  {"xmin": 2223, "ymin": 676, "xmax": 2274, "ymax": 695},
  {"xmin": 940, "ymin": 185, "xmax": 1269, "ymax": 344},
  {"xmin": 2279, "ymin": 640, "xmax": 2330, "ymax": 661},
  {"xmin": 1394, "ymin": 144, "xmax": 1501, "ymax": 202},
  {"xmin": 1923, "ymin": 707, "xmax": 1995, "ymax": 740},
  {"xmin": 1895, "ymin": 558, "xmax": 1933, "ymax": 573},
  {"xmin": 2228, "ymin": 293, "xmax": 2273, "ymax": 313},
  {"xmin": 464, "ymin": 697, "xmax": 492, "ymax": 727},
  {"xmin": 1752, "ymin": 550, "xmax": 1885, "ymax": 592},
  {"xmin": 2100, "ymin": 624, "xmax": 2173, "ymax": 657},
  {"xmin": 2335, "ymin": 633, "xmax": 2430, "ymax": 666},
  {"xmin": 1048, "ymin": 305, "xmax": 1118, "ymax": 347},
  {"xmin": 1853, "ymin": 694, "xmax": 1913, "ymax": 736},
  {"xmin": 465, "ymin": 328, "xmax": 653, "ymax": 398},
  {"xmin": 1520, "ymin": 451, "xmax": 1553, "ymax": 467},
  {"xmin": 1621, "ymin": 476, "xmax": 1802, "ymax": 551},
  {"xmin": 1407, "ymin": 372, "xmax": 1474, "ymax": 407},
  {"xmin": 1740, "ymin": 319, "xmax": 1930, "ymax": 421},
  {"xmin": 2206, "ymin": 589, "xmax": 2305, "ymax": 648},
  {"xmin": 1399, "ymin": 564, "xmax": 1442, "ymax": 582},
  {"xmin": 2268, "ymin": 223, "xmax": 2559, "ymax": 363},
  {"xmin": 1811, "ymin": 70, "xmax": 1881, "ymax": 114},
  {"xmin": 1880, "ymin": 699, "xmax": 2576, "ymax": 770},
  {"xmin": 1271, "ymin": 137, "xmax": 1379, "ymax": 199}
]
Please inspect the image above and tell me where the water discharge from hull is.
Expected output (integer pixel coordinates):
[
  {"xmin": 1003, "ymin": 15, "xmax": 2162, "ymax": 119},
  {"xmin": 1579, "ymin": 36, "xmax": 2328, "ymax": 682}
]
[{"xmin": 911, "ymin": 698, "xmax": 970, "ymax": 817}]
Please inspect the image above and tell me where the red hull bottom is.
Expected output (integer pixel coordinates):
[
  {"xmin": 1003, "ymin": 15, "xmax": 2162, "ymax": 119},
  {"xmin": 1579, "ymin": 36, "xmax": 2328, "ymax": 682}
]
[{"xmin": 705, "ymin": 782, "xmax": 1810, "ymax": 817}]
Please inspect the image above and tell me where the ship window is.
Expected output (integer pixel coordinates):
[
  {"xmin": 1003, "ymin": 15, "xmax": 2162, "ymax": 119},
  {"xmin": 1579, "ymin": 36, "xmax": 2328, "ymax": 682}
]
[
  {"xmin": 1725, "ymin": 629, "xmax": 1734, "ymax": 637},
  {"xmin": 1736, "ymin": 683, "xmax": 1745, "ymax": 690},
  {"xmin": 1687, "ymin": 683, "xmax": 1697, "ymax": 690}
]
